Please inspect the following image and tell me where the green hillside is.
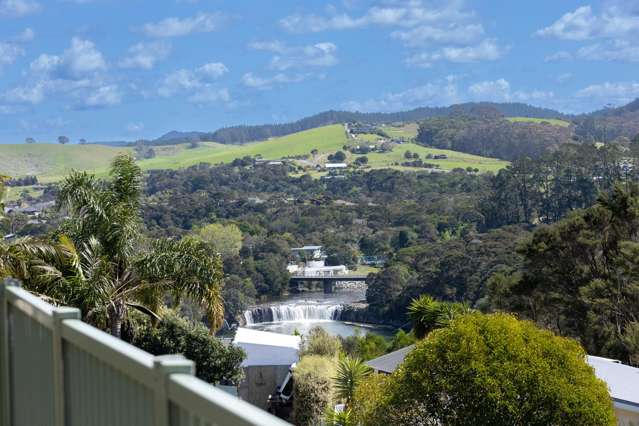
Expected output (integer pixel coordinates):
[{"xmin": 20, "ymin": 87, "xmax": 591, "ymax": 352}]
[
  {"xmin": 0, "ymin": 144, "xmax": 131, "ymax": 182},
  {"xmin": 506, "ymin": 117, "xmax": 571, "ymax": 127},
  {"xmin": 0, "ymin": 124, "xmax": 508, "ymax": 182},
  {"xmin": 137, "ymin": 124, "xmax": 349, "ymax": 171}
]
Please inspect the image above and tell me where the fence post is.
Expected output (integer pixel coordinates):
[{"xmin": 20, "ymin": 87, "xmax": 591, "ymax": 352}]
[
  {"xmin": 0, "ymin": 279, "xmax": 21, "ymax": 426},
  {"xmin": 153, "ymin": 355, "xmax": 195, "ymax": 426},
  {"xmin": 51, "ymin": 307, "xmax": 81, "ymax": 426}
]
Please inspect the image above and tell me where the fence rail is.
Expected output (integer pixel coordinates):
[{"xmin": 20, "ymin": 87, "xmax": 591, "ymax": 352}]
[{"xmin": 0, "ymin": 279, "xmax": 289, "ymax": 426}]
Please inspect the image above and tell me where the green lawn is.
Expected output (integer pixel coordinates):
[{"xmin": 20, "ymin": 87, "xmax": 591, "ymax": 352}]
[
  {"xmin": 382, "ymin": 123, "xmax": 419, "ymax": 139},
  {"xmin": 506, "ymin": 117, "xmax": 571, "ymax": 127},
  {"xmin": 0, "ymin": 144, "xmax": 131, "ymax": 182}
]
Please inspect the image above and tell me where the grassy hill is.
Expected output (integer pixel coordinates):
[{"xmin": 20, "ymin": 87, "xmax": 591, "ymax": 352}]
[
  {"xmin": 0, "ymin": 144, "xmax": 131, "ymax": 182},
  {"xmin": 506, "ymin": 117, "xmax": 571, "ymax": 127},
  {"xmin": 137, "ymin": 124, "xmax": 349, "ymax": 171},
  {"xmin": 0, "ymin": 124, "xmax": 508, "ymax": 182}
]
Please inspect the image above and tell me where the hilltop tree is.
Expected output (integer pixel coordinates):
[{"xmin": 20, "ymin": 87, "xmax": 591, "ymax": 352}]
[
  {"xmin": 58, "ymin": 135, "xmax": 70, "ymax": 145},
  {"xmin": 25, "ymin": 137, "xmax": 36, "ymax": 144},
  {"xmin": 79, "ymin": 138, "xmax": 87, "ymax": 145},
  {"xmin": 352, "ymin": 313, "xmax": 615, "ymax": 426}
]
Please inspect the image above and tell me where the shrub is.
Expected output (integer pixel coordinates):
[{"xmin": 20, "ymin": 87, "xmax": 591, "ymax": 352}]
[
  {"xmin": 300, "ymin": 326, "xmax": 342, "ymax": 358},
  {"xmin": 131, "ymin": 311, "xmax": 245, "ymax": 385},
  {"xmin": 294, "ymin": 355, "xmax": 336, "ymax": 425},
  {"xmin": 353, "ymin": 313, "xmax": 616, "ymax": 426}
]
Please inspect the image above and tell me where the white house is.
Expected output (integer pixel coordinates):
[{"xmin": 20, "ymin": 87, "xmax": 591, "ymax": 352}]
[
  {"xmin": 233, "ymin": 328, "xmax": 301, "ymax": 409},
  {"xmin": 587, "ymin": 356, "xmax": 639, "ymax": 426}
]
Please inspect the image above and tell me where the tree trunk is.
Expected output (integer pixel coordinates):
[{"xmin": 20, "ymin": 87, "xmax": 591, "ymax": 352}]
[{"xmin": 107, "ymin": 300, "xmax": 125, "ymax": 338}]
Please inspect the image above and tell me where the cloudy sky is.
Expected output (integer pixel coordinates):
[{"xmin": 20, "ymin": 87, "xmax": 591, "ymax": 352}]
[{"xmin": 0, "ymin": 0, "xmax": 638, "ymax": 143}]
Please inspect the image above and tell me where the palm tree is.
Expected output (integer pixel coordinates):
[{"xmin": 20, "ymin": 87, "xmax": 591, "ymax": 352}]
[
  {"xmin": 333, "ymin": 356, "xmax": 371, "ymax": 407},
  {"xmin": 44, "ymin": 154, "xmax": 224, "ymax": 337},
  {"xmin": 408, "ymin": 295, "xmax": 473, "ymax": 339}
]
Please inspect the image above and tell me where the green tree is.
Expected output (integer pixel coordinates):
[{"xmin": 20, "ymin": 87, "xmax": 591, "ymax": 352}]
[
  {"xmin": 333, "ymin": 356, "xmax": 371, "ymax": 407},
  {"xmin": 131, "ymin": 311, "xmax": 245, "ymax": 385},
  {"xmin": 354, "ymin": 313, "xmax": 616, "ymax": 426},
  {"xmin": 294, "ymin": 355, "xmax": 336, "ymax": 426},
  {"xmin": 44, "ymin": 154, "xmax": 225, "ymax": 337},
  {"xmin": 197, "ymin": 223, "xmax": 243, "ymax": 259},
  {"xmin": 301, "ymin": 326, "xmax": 342, "ymax": 358}
]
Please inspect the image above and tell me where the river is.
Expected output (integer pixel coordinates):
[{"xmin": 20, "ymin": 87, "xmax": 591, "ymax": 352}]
[{"xmin": 242, "ymin": 288, "xmax": 393, "ymax": 337}]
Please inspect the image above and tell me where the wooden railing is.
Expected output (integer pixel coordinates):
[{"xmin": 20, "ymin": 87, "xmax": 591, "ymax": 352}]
[{"xmin": 0, "ymin": 279, "xmax": 289, "ymax": 426}]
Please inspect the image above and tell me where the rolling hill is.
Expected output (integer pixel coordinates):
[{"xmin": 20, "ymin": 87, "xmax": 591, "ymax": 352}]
[
  {"xmin": 0, "ymin": 125, "xmax": 508, "ymax": 181},
  {"xmin": 0, "ymin": 144, "xmax": 131, "ymax": 182}
]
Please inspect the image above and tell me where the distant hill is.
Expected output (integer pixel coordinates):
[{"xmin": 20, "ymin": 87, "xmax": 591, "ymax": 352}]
[
  {"xmin": 0, "ymin": 144, "xmax": 130, "ymax": 181},
  {"xmin": 144, "ymin": 102, "xmax": 568, "ymax": 146},
  {"xmin": 573, "ymin": 98, "xmax": 639, "ymax": 142}
]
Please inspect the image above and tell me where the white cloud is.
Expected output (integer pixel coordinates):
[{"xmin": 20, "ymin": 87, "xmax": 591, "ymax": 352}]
[
  {"xmin": 241, "ymin": 72, "xmax": 307, "ymax": 90},
  {"xmin": 468, "ymin": 78, "xmax": 554, "ymax": 102},
  {"xmin": 141, "ymin": 12, "xmax": 225, "ymax": 38},
  {"xmin": 3, "ymin": 37, "xmax": 117, "ymax": 109},
  {"xmin": 577, "ymin": 40, "xmax": 639, "ymax": 63},
  {"xmin": 250, "ymin": 40, "xmax": 339, "ymax": 71},
  {"xmin": 280, "ymin": 1, "xmax": 472, "ymax": 33},
  {"xmin": 119, "ymin": 42, "xmax": 171, "ymax": 70},
  {"xmin": 537, "ymin": 3, "xmax": 639, "ymax": 50},
  {"xmin": 0, "ymin": 42, "xmax": 24, "ymax": 68},
  {"xmin": 536, "ymin": 6, "xmax": 598, "ymax": 40},
  {"xmin": 127, "ymin": 122, "xmax": 144, "ymax": 133},
  {"xmin": 391, "ymin": 23, "xmax": 484, "ymax": 47},
  {"xmin": 0, "ymin": 0, "xmax": 41, "ymax": 17},
  {"xmin": 342, "ymin": 76, "xmax": 460, "ymax": 112},
  {"xmin": 544, "ymin": 51, "xmax": 573, "ymax": 62},
  {"xmin": 576, "ymin": 81, "xmax": 639, "ymax": 103},
  {"xmin": 405, "ymin": 39, "xmax": 506, "ymax": 67},
  {"xmin": 79, "ymin": 84, "xmax": 122, "ymax": 108},
  {"xmin": 30, "ymin": 38, "xmax": 106, "ymax": 78},
  {"xmin": 197, "ymin": 62, "xmax": 228, "ymax": 78},
  {"xmin": 13, "ymin": 27, "xmax": 34, "ymax": 42},
  {"xmin": 158, "ymin": 62, "xmax": 230, "ymax": 103}
]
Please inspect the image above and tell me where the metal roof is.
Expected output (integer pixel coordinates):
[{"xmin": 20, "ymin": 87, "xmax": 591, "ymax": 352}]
[
  {"xmin": 587, "ymin": 355, "xmax": 639, "ymax": 409},
  {"xmin": 365, "ymin": 345, "xmax": 415, "ymax": 374}
]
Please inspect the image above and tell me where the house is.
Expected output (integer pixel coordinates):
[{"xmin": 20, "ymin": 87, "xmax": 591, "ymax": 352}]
[
  {"xmin": 325, "ymin": 163, "xmax": 348, "ymax": 169},
  {"xmin": 233, "ymin": 328, "xmax": 301, "ymax": 410},
  {"xmin": 587, "ymin": 356, "xmax": 639, "ymax": 426},
  {"xmin": 366, "ymin": 347, "xmax": 639, "ymax": 425}
]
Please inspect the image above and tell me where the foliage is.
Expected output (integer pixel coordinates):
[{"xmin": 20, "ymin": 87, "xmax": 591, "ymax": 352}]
[
  {"xmin": 196, "ymin": 223, "xmax": 243, "ymax": 259},
  {"xmin": 333, "ymin": 356, "xmax": 371, "ymax": 406},
  {"xmin": 324, "ymin": 407, "xmax": 354, "ymax": 426},
  {"xmin": 407, "ymin": 295, "xmax": 473, "ymax": 338},
  {"xmin": 300, "ymin": 326, "xmax": 342, "ymax": 358},
  {"xmin": 490, "ymin": 184, "xmax": 639, "ymax": 364},
  {"xmin": 354, "ymin": 313, "xmax": 616, "ymax": 426},
  {"xmin": 131, "ymin": 311, "xmax": 245, "ymax": 385},
  {"xmin": 351, "ymin": 373, "xmax": 392, "ymax": 426},
  {"xmin": 339, "ymin": 332, "xmax": 389, "ymax": 361},
  {"xmin": 293, "ymin": 355, "xmax": 336, "ymax": 426},
  {"xmin": 417, "ymin": 116, "xmax": 572, "ymax": 160},
  {"xmin": 480, "ymin": 143, "xmax": 632, "ymax": 229},
  {"xmin": 32, "ymin": 154, "xmax": 225, "ymax": 337}
]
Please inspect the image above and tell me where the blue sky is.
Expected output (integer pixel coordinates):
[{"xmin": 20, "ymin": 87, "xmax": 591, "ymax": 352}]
[{"xmin": 0, "ymin": 0, "xmax": 638, "ymax": 143}]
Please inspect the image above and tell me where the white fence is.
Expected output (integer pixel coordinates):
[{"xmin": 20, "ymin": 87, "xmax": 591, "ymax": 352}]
[{"xmin": 0, "ymin": 279, "xmax": 289, "ymax": 426}]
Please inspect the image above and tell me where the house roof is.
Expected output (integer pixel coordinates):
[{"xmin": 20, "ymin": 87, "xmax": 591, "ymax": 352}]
[
  {"xmin": 326, "ymin": 163, "xmax": 347, "ymax": 168},
  {"xmin": 291, "ymin": 245, "xmax": 323, "ymax": 251},
  {"xmin": 365, "ymin": 345, "xmax": 415, "ymax": 374},
  {"xmin": 587, "ymin": 356, "xmax": 639, "ymax": 410},
  {"xmin": 233, "ymin": 328, "xmax": 301, "ymax": 367}
]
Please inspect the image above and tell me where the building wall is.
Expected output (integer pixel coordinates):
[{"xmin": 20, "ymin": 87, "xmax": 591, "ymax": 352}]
[
  {"xmin": 238, "ymin": 365, "xmax": 291, "ymax": 410},
  {"xmin": 615, "ymin": 407, "xmax": 639, "ymax": 426}
]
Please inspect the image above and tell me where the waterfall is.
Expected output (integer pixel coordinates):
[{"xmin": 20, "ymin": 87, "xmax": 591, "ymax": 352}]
[{"xmin": 243, "ymin": 302, "xmax": 343, "ymax": 325}]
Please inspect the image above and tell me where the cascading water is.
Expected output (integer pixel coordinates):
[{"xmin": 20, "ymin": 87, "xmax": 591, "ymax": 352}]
[{"xmin": 243, "ymin": 302, "xmax": 343, "ymax": 325}]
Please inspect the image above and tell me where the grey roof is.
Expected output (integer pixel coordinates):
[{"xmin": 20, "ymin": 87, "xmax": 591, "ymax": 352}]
[
  {"xmin": 587, "ymin": 356, "xmax": 639, "ymax": 408},
  {"xmin": 366, "ymin": 345, "xmax": 415, "ymax": 374}
]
